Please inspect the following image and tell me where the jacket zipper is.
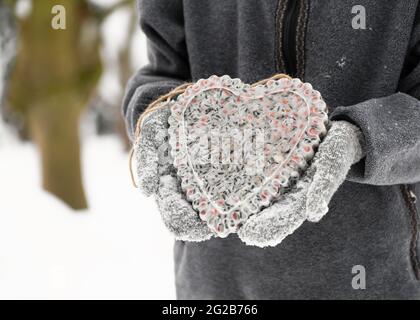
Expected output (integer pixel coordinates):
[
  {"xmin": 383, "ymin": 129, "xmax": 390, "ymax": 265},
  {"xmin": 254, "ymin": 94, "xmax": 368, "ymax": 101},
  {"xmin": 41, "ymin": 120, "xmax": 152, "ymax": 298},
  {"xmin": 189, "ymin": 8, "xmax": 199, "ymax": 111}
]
[
  {"xmin": 400, "ymin": 184, "xmax": 420, "ymax": 280},
  {"xmin": 282, "ymin": 0, "xmax": 299, "ymax": 77},
  {"xmin": 276, "ymin": 0, "xmax": 308, "ymax": 79}
]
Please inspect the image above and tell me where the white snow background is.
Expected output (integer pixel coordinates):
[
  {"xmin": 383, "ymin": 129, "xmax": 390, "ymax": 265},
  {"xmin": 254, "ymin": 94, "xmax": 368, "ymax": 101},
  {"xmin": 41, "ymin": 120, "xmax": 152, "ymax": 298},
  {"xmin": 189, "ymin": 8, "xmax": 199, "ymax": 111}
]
[{"xmin": 0, "ymin": 0, "xmax": 176, "ymax": 299}]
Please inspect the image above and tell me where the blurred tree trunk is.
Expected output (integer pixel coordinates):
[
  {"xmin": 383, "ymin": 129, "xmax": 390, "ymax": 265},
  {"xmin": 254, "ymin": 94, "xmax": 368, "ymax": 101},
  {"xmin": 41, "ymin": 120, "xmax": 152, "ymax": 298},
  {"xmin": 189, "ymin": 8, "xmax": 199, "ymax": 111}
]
[
  {"xmin": 29, "ymin": 98, "xmax": 87, "ymax": 209},
  {"xmin": 9, "ymin": 0, "xmax": 102, "ymax": 210}
]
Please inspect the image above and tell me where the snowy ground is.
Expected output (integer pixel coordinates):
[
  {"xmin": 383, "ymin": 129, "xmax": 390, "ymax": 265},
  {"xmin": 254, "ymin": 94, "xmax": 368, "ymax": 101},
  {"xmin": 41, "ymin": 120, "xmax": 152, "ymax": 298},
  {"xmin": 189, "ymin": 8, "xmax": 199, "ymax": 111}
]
[{"xmin": 0, "ymin": 136, "xmax": 176, "ymax": 300}]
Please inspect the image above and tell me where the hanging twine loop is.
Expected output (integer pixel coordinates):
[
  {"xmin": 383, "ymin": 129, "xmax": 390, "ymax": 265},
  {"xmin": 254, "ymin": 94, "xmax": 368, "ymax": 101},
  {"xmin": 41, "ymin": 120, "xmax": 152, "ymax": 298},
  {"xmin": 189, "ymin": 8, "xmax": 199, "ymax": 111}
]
[{"xmin": 129, "ymin": 73, "xmax": 291, "ymax": 188}]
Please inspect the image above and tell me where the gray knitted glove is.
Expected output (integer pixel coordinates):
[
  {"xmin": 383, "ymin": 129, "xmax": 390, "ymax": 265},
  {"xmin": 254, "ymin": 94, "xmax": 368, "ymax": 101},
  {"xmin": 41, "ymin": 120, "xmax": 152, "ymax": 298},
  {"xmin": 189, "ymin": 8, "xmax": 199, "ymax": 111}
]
[
  {"xmin": 156, "ymin": 175, "xmax": 213, "ymax": 242},
  {"xmin": 134, "ymin": 107, "xmax": 172, "ymax": 196},
  {"xmin": 134, "ymin": 105, "xmax": 213, "ymax": 241},
  {"xmin": 237, "ymin": 121, "xmax": 365, "ymax": 248}
]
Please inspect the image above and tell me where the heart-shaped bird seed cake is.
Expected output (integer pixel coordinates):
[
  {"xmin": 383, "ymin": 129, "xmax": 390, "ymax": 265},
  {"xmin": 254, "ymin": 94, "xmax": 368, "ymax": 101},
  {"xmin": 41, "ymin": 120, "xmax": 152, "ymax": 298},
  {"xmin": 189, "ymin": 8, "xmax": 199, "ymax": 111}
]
[{"xmin": 168, "ymin": 75, "xmax": 328, "ymax": 237}]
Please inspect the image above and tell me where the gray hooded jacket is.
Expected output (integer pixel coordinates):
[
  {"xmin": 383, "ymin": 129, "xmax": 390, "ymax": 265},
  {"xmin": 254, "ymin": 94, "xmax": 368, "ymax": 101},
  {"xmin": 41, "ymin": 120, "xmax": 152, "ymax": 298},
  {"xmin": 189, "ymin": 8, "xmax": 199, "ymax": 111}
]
[{"xmin": 123, "ymin": 0, "xmax": 420, "ymax": 299}]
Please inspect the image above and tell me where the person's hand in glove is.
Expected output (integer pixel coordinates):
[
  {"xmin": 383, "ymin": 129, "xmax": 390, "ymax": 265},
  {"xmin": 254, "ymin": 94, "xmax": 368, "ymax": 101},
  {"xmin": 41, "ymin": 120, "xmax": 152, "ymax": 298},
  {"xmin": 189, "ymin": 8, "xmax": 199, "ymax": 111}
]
[
  {"xmin": 237, "ymin": 121, "xmax": 365, "ymax": 247},
  {"xmin": 134, "ymin": 104, "xmax": 213, "ymax": 242}
]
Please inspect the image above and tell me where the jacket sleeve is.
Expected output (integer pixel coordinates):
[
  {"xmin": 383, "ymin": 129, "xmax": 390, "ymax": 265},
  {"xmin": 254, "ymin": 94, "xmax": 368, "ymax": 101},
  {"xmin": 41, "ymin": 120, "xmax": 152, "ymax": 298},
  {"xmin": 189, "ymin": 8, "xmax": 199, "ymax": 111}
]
[
  {"xmin": 330, "ymin": 9, "xmax": 420, "ymax": 185},
  {"xmin": 123, "ymin": 0, "xmax": 190, "ymax": 140}
]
